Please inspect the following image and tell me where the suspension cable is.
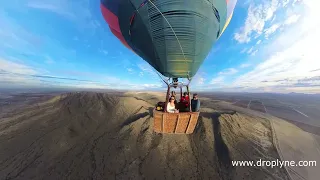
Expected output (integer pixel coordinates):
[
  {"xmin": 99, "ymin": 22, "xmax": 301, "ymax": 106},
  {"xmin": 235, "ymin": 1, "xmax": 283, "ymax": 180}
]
[{"xmin": 155, "ymin": 70, "xmax": 169, "ymax": 85}]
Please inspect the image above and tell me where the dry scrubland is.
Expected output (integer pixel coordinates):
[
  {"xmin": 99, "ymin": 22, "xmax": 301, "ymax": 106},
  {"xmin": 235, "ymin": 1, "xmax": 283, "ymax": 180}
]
[{"xmin": 0, "ymin": 92, "xmax": 318, "ymax": 179}]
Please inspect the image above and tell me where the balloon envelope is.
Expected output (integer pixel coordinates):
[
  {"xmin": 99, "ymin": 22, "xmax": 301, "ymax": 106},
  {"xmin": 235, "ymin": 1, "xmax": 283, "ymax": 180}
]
[
  {"xmin": 219, "ymin": 0, "xmax": 237, "ymax": 38},
  {"xmin": 101, "ymin": 0, "xmax": 237, "ymax": 78}
]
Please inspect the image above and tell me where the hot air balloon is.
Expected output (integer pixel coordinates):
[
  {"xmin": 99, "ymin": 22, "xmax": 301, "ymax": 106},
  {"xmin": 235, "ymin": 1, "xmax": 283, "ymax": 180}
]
[{"xmin": 100, "ymin": 0, "xmax": 237, "ymax": 134}]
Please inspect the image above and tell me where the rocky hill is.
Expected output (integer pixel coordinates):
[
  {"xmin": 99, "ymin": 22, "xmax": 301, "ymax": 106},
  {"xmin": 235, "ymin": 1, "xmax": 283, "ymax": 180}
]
[{"xmin": 0, "ymin": 92, "xmax": 296, "ymax": 180}]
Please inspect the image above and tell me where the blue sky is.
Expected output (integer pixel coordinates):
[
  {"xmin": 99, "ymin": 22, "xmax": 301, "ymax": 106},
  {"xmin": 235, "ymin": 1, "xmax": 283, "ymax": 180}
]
[{"xmin": 0, "ymin": 0, "xmax": 319, "ymax": 93}]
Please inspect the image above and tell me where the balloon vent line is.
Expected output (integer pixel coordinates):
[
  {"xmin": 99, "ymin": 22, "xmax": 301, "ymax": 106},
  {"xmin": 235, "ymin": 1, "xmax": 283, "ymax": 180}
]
[{"xmin": 147, "ymin": 0, "xmax": 190, "ymax": 78}]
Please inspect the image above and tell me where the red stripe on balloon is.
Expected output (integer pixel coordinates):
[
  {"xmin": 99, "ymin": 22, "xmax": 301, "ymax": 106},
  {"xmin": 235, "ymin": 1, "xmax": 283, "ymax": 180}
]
[
  {"xmin": 100, "ymin": 3, "xmax": 121, "ymax": 33},
  {"xmin": 100, "ymin": 3, "xmax": 136, "ymax": 54},
  {"xmin": 110, "ymin": 27, "xmax": 132, "ymax": 50}
]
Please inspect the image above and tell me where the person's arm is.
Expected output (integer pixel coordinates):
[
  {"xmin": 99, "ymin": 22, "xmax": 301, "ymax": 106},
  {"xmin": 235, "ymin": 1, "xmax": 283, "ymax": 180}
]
[{"xmin": 196, "ymin": 100, "xmax": 200, "ymax": 112}]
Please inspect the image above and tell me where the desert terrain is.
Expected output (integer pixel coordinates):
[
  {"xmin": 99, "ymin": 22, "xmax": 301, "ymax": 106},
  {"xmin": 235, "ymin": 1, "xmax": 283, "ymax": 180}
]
[
  {"xmin": 204, "ymin": 92, "xmax": 320, "ymax": 135},
  {"xmin": 0, "ymin": 91, "xmax": 319, "ymax": 180}
]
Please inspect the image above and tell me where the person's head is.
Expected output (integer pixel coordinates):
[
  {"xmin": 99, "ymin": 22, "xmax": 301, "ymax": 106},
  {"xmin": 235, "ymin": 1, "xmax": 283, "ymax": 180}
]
[
  {"xmin": 169, "ymin": 96, "xmax": 175, "ymax": 103},
  {"xmin": 183, "ymin": 92, "xmax": 188, "ymax": 96},
  {"xmin": 193, "ymin": 93, "xmax": 198, "ymax": 99}
]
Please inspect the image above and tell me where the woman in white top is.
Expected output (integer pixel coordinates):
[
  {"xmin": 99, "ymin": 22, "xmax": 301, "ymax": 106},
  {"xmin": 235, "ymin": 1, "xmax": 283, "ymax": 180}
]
[{"xmin": 167, "ymin": 96, "xmax": 179, "ymax": 113}]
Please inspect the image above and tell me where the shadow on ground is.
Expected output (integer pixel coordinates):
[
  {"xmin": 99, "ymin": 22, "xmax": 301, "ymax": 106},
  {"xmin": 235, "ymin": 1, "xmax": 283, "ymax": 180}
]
[{"xmin": 200, "ymin": 111, "xmax": 236, "ymax": 179}]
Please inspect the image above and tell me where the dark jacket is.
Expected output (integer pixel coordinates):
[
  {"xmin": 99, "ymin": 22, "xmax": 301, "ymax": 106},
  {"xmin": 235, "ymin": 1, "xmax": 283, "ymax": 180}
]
[{"xmin": 191, "ymin": 99, "xmax": 200, "ymax": 112}]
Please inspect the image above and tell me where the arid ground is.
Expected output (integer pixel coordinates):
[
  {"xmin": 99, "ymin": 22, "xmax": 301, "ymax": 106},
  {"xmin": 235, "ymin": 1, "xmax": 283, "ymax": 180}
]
[{"xmin": 0, "ymin": 91, "xmax": 319, "ymax": 180}]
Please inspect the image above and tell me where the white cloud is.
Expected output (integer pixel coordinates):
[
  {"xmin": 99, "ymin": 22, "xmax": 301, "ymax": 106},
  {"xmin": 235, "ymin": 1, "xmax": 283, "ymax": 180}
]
[
  {"xmin": 191, "ymin": 71, "xmax": 206, "ymax": 86},
  {"xmin": 232, "ymin": 19, "xmax": 320, "ymax": 91},
  {"xmin": 240, "ymin": 63, "xmax": 251, "ymax": 68},
  {"xmin": 219, "ymin": 68, "xmax": 238, "ymax": 75},
  {"xmin": 104, "ymin": 76, "xmax": 121, "ymax": 83},
  {"xmin": 240, "ymin": 48, "xmax": 248, "ymax": 53},
  {"xmin": 264, "ymin": 23, "xmax": 281, "ymax": 38},
  {"xmin": 256, "ymin": 40, "xmax": 262, "ymax": 45},
  {"xmin": 251, "ymin": 49, "xmax": 258, "ymax": 56},
  {"xmin": 198, "ymin": 77, "xmax": 205, "ymax": 85},
  {"xmin": 266, "ymin": 0, "xmax": 279, "ymax": 21},
  {"xmin": 292, "ymin": 0, "xmax": 302, "ymax": 6},
  {"xmin": 246, "ymin": 47, "xmax": 258, "ymax": 56},
  {"xmin": 0, "ymin": 11, "xmax": 41, "ymax": 52},
  {"xmin": 311, "ymin": 69, "xmax": 320, "ymax": 72},
  {"xmin": 0, "ymin": 59, "xmax": 37, "ymax": 75},
  {"xmin": 26, "ymin": 0, "xmax": 100, "ymax": 31},
  {"xmin": 0, "ymin": 62, "xmax": 160, "ymax": 90},
  {"xmin": 0, "ymin": 8, "xmax": 79, "ymax": 62},
  {"xmin": 282, "ymin": 0, "xmax": 290, "ymax": 7},
  {"xmin": 0, "ymin": 58, "xmax": 42, "ymax": 86},
  {"xmin": 0, "ymin": 58, "xmax": 148, "ymax": 90},
  {"xmin": 68, "ymin": 82, "xmax": 110, "ymax": 89},
  {"xmin": 27, "ymin": 1, "xmax": 75, "ymax": 18},
  {"xmin": 141, "ymin": 84, "xmax": 162, "ymax": 88},
  {"xmin": 127, "ymin": 68, "xmax": 134, "ymax": 74},
  {"xmin": 210, "ymin": 76, "xmax": 225, "ymax": 84},
  {"xmin": 137, "ymin": 63, "xmax": 159, "ymax": 80},
  {"xmin": 234, "ymin": 0, "xmax": 280, "ymax": 43},
  {"xmin": 229, "ymin": 0, "xmax": 320, "ymax": 93},
  {"xmin": 247, "ymin": 47, "xmax": 254, "ymax": 54},
  {"xmin": 26, "ymin": 0, "xmax": 89, "ymax": 19},
  {"xmin": 284, "ymin": 14, "xmax": 300, "ymax": 25},
  {"xmin": 271, "ymin": 15, "xmax": 277, "ymax": 24},
  {"xmin": 67, "ymin": 81, "xmax": 163, "ymax": 90}
]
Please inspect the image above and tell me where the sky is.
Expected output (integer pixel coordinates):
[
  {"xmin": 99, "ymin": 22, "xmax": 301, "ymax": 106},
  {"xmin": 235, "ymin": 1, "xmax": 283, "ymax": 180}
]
[{"xmin": 0, "ymin": 0, "xmax": 319, "ymax": 93}]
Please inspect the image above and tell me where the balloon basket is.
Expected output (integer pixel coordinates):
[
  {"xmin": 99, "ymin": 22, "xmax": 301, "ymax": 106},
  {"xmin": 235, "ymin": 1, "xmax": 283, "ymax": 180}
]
[{"xmin": 153, "ymin": 109, "xmax": 199, "ymax": 134}]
